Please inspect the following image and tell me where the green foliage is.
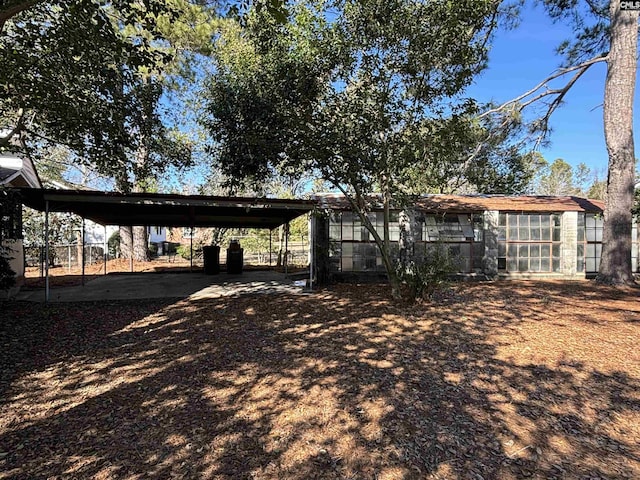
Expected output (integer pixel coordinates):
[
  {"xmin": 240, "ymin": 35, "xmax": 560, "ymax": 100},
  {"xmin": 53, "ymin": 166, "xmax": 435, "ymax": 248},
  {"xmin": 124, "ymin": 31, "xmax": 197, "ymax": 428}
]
[
  {"xmin": 0, "ymin": 0, "xmax": 199, "ymax": 185},
  {"xmin": 202, "ymin": 0, "xmax": 508, "ymax": 297},
  {"xmin": 148, "ymin": 242, "xmax": 158, "ymax": 257},
  {"xmin": 534, "ymin": 158, "xmax": 588, "ymax": 196},
  {"xmin": 176, "ymin": 243, "xmax": 202, "ymax": 260},
  {"xmin": 108, "ymin": 231, "xmax": 121, "ymax": 258},
  {"xmin": 397, "ymin": 243, "xmax": 458, "ymax": 302}
]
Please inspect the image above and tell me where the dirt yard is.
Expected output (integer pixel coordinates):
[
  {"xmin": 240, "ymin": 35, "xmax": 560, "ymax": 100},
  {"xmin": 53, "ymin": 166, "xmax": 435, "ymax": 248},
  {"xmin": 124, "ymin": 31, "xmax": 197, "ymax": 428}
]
[{"xmin": 1, "ymin": 280, "xmax": 638, "ymax": 479}]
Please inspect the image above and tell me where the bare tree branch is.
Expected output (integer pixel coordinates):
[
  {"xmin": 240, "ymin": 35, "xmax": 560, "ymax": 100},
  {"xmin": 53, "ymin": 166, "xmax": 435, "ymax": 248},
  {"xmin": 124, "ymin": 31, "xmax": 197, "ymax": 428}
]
[
  {"xmin": 0, "ymin": 0, "xmax": 41, "ymax": 33},
  {"xmin": 479, "ymin": 54, "xmax": 607, "ymax": 119}
]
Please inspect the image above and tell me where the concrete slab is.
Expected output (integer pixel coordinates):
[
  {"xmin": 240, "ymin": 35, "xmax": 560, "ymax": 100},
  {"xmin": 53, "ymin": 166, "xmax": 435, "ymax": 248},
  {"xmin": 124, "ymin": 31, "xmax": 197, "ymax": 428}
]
[{"xmin": 16, "ymin": 271, "xmax": 307, "ymax": 302}]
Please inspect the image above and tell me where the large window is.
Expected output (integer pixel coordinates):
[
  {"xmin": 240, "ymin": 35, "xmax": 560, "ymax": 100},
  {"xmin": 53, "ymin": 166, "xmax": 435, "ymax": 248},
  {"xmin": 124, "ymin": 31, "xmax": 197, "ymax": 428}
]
[
  {"xmin": 419, "ymin": 214, "xmax": 483, "ymax": 273},
  {"xmin": 497, "ymin": 213, "xmax": 561, "ymax": 273},
  {"xmin": 577, "ymin": 214, "xmax": 639, "ymax": 273},
  {"xmin": 577, "ymin": 213, "xmax": 602, "ymax": 273},
  {"xmin": 328, "ymin": 211, "xmax": 482, "ymax": 273},
  {"xmin": 329, "ymin": 211, "xmax": 398, "ymax": 272}
]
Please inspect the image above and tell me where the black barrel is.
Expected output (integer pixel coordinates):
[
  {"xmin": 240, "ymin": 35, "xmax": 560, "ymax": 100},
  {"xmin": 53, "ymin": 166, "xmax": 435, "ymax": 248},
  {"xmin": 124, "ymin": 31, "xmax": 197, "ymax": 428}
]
[
  {"xmin": 226, "ymin": 240, "xmax": 243, "ymax": 274},
  {"xmin": 202, "ymin": 245, "xmax": 220, "ymax": 274}
]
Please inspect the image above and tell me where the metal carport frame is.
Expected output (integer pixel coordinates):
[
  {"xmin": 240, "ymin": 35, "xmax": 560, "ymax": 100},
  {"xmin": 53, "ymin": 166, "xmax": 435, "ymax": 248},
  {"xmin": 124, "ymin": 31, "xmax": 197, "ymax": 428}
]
[{"xmin": 16, "ymin": 188, "xmax": 317, "ymax": 301}]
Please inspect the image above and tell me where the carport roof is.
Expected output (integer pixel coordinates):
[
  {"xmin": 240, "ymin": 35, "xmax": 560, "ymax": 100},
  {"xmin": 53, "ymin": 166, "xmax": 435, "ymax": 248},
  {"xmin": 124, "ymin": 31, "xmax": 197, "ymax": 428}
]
[{"xmin": 17, "ymin": 188, "xmax": 316, "ymax": 229}]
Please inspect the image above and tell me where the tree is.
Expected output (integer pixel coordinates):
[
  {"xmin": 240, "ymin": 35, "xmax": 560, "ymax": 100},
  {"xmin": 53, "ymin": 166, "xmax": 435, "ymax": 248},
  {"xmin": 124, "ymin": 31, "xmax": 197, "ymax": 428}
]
[
  {"xmin": 482, "ymin": 1, "xmax": 638, "ymax": 285},
  {"xmin": 534, "ymin": 158, "xmax": 591, "ymax": 196},
  {"xmin": 203, "ymin": 0, "xmax": 510, "ymax": 298}
]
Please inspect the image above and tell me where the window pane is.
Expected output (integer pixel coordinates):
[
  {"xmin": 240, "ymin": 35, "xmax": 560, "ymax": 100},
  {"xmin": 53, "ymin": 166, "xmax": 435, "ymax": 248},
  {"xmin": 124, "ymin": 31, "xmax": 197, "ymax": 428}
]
[
  {"xmin": 507, "ymin": 258, "xmax": 517, "ymax": 271},
  {"xmin": 518, "ymin": 214, "xmax": 529, "ymax": 227},
  {"xmin": 518, "ymin": 258, "xmax": 529, "ymax": 271},
  {"xmin": 541, "ymin": 216, "xmax": 550, "ymax": 227},
  {"xmin": 508, "ymin": 244, "xmax": 517, "ymax": 258},
  {"xmin": 499, "ymin": 213, "xmax": 507, "ymax": 226},
  {"xmin": 586, "ymin": 258, "xmax": 597, "ymax": 272},
  {"xmin": 508, "ymin": 227, "xmax": 518, "ymax": 240},
  {"xmin": 342, "ymin": 255, "xmax": 353, "ymax": 271},
  {"xmin": 530, "ymin": 228, "xmax": 541, "ymax": 240},
  {"xmin": 498, "ymin": 242, "xmax": 506, "ymax": 256},
  {"xmin": 541, "ymin": 258, "xmax": 550, "ymax": 271},
  {"xmin": 541, "ymin": 227, "xmax": 551, "ymax": 241},
  {"xmin": 552, "ymin": 258, "xmax": 561, "ymax": 272},
  {"xmin": 519, "ymin": 245, "xmax": 529, "ymax": 257},
  {"xmin": 508, "ymin": 215, "xmax": 518, "ymax": 227},
  {"xmin": 552, "ymin": 244, "xmax": 560, "ymax": 257},
  {"xmin": 530, "ymin": 215, "xmax": 540, "ymax": 227},
  {"xmin": 541, "ymin": 245, "xmax": 551, "ymax": 257},
  {"xmin": 530, "ymin": 258, "xmax": 541, "ymax": 272},
  {"xmin": 530, "ymin": 244, "xmax": 540, "ymax": 257},
  {"xmin": 519, "ymin": 227, "xmax": 530, "ymax": 241},
  {"xmin": 552, "ymin": 228, "xmax": 561, "ymax": 242},
  {"xmin": 595, "ymin": 229, "xmax": 603, "ymax": 242},
  {"xmin": 342, "ymin": 212, "xmax": 353, "ymax": 240}
]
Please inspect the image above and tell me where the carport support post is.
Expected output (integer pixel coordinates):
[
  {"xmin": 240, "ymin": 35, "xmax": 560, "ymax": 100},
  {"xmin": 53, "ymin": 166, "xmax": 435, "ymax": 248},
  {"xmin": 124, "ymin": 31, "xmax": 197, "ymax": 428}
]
[
  {"xmin": 104, "ymin": 225, "xmax": 107, "ymax": 275},
  {"xmin": 190, "ymin": 226, "xmax": 193, "ymax": 272},
  {"xmin": 269, "ymin": 229, "xmax": 272, "ymax": 269},
  {"xmin": 45, "ymin": 200, "xmax": 50, "ymax": 303},
  {"xmin": 285, "ymin": 221, "xmax": 289, "ymax": 275},
  {"xmin": 309, "ymin": 214, "xmax": 314, "ymax": 291},
  {"xmin": 81, "ymin": 218, "xmax": 85, "ymax": 286}
]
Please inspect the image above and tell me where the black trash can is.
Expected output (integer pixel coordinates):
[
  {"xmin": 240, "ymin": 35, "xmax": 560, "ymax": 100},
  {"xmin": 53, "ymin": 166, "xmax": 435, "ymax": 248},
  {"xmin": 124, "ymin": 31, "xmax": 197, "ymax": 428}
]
[
  {"xmin": 203, "ymin": 245, "xmax": 221, "ymax": 274},
  {"xmin": 226, "ymin": 240, "xmax": 243, "ymax": 274}
]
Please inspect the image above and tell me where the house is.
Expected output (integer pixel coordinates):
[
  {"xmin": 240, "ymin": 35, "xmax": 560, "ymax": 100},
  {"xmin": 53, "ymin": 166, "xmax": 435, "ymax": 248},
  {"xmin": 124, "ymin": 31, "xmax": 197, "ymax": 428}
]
[
  {"xmin": 311, "ymin": 193, "xmax": 633, "ymax": 282},
  {"xmin": 1, "ymin": 151, "xmax": 42, "ymax": 294},
  {"xmin": 46, "ymin": 180, "xmax": 167, "ymax": 251}
]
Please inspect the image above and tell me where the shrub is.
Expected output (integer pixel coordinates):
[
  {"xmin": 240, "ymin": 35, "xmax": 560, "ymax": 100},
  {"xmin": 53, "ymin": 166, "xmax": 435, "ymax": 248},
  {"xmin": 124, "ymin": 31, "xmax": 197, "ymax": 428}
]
[
  {"xmin": 108, "ymin": 231, "xmax": 120, "ymax": 258},
  {"xmin": 397, "ymin": 243, "xmax": 459, "ymax": 301},
  {"xmin": 176, "ymin": 243, "xmax": 202, "ymax": 260}
]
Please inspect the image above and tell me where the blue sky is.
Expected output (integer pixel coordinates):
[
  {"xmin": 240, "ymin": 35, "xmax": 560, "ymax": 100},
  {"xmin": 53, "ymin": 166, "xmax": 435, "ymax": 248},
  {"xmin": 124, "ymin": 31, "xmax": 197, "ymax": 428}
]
[{"xmin": 469, "ymin": 2, "xmax": 637, "ymax": 178}]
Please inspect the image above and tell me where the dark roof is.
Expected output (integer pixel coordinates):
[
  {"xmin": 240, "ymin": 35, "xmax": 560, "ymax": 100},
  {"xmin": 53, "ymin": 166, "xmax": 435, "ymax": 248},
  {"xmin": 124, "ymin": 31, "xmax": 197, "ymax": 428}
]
[
  {"xmin": 314, "ymin": 193, "xmax": 604, "ymax": 213},
  {"xmin": 17, "ymin": 188, "xmax": 315, "ymax": 229}
]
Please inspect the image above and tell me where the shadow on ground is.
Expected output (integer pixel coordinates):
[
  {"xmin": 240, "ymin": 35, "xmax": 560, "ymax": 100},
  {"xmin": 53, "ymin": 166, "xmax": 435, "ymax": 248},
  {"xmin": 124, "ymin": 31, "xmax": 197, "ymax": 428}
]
[{"xmin": 0, "ymin": 281, "xmax": 638, "ymax": 479}]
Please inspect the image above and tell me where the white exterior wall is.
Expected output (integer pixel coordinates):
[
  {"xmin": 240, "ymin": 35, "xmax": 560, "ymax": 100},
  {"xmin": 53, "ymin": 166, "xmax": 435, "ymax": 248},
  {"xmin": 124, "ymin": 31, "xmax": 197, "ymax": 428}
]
[
  {"xmin": 561, "ymin": 211, "xmax": 579, "ymax": 277},
  {"xmin": 83, "ymin": 221, "xmax": 118, "ymax": 244}
]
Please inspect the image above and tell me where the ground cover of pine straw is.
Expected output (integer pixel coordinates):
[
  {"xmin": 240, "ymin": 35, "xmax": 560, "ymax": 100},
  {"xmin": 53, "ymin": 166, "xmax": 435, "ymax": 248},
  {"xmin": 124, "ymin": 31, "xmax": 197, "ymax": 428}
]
[{"xmin": 1, "ymin": 280, "xmax": 638, "ymax": 480}]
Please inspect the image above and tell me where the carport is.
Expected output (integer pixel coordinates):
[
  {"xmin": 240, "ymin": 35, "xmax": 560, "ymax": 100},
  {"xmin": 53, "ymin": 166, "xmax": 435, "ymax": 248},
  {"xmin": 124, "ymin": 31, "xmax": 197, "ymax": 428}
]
[{"xmin": 17, "ymin": 188, "xmax": 316, "ymax": 301}]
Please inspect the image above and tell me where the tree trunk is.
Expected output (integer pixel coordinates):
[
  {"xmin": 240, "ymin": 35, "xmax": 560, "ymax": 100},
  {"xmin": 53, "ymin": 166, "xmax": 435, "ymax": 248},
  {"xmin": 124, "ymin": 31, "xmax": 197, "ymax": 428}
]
[
  {"xmin": 133, "ymin": 226, "xmax": 149, "ymax": 262},
  {"xmin": 597, "ymin": 2, "xmax": 638, "ymax": 285},
  {"xmin": 120, "ymin": 226, "xmax": 133, "ymax": 259}
]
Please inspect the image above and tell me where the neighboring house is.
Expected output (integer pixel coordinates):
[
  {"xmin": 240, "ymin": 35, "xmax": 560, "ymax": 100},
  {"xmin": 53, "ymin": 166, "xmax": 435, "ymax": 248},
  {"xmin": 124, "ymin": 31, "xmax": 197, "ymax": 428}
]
[
  {"xmin": 312, "ymin": 193, "xmax": 633, "ymax": 282},
  {"xmin": 1, "ymin": 151, "xmax": 42, "ymax": 294},
  {"xmin": 47, "ymin": 180, "xmax": 167, "ymax": 250}
]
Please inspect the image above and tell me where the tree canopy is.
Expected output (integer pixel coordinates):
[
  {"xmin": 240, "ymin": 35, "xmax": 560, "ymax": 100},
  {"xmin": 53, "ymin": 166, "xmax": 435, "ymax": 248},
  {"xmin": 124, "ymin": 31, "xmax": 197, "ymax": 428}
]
[{"xmin": 202, "ymin": 0, "xmax": 525, "ymax": 297}]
